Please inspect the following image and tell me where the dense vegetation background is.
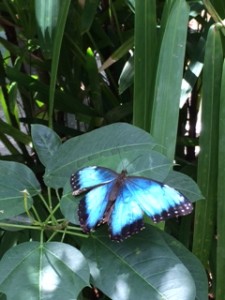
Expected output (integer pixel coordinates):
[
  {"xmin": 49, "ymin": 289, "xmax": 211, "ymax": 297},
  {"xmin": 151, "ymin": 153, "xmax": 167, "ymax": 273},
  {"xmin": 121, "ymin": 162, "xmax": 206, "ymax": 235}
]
[{"xmin": 0, "ymin": 0, "xmax": 225, "ymax": 299}]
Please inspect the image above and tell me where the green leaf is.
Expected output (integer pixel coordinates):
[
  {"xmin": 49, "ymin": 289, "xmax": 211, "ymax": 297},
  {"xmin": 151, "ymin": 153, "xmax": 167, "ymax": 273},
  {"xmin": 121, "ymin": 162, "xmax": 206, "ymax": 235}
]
[
  {"xmin": 35, "ymin": 0, "xmax": 60, "ymax": 59},
  {"xmin": 0, "ymin": 161, "xmax": 41, "ymax": 220},
  {"xmin": 85, "ymin": 47, "xmax": 103, "ymax": 115},
  {"xmin": 5, "ymin": 67, "xmax": 96, "ymax": 117},
  {"xmin": 151, "ymin": 0, "xmax": 190, "ymax": 160},
  {"xmin": 100, "ymin": 36, "xmax": 134, "ymax": 71},
  {"xmin": 193, "ymin": 24, "xmax": 223, "ymax": 266},
  {"xmin": 0, "ymin": 242, "xmax": 90, "ymax": 299},
  {"xmin": 44, "ymin": 123, "xmax": 157, "ymax": 188},
  {"xmin": 81, "ymin": 0, "xmax": 100, "ymax": 34},
  {"xmin": 0, "ymin": 213, "xmax": 33, "ymax": 232},
  {"xmin": 81, "ymin": 225, "xmax": 198, "ymax": 300},
  {"xmin": 133, "ymin": 0, "xmax": 157, "ymax": 129},
  {"xmin": 180, "ymin": 36, "xmax": 205, "ymax": 106},
  {"xmin": 0, "ymin": 119, "xmax": 31, "ymax": 145},
  {"xmin": 61, "ymin": 182, "xmax": 79, "ymax": 225},
  {"xmin": 119, "ymin": 54, "xmax": 134, "ymax": 94},
  {"xmin": 48, "ymin": 0, "xmax": 71, "ymax": 128},
  {"xmin": 165, "ymin": 170, "xmax": 203, "ymax": 202},
  {"xmin": 163, "ymin": 233, "xmax": 208, "ymax": 300},
  {"xmin": 216, "ymin": 58, "xmax": 225, "ymax": 299},
  {"xmin": 31, "ymin": 124, "xmax": 61, "ymax": 167}
]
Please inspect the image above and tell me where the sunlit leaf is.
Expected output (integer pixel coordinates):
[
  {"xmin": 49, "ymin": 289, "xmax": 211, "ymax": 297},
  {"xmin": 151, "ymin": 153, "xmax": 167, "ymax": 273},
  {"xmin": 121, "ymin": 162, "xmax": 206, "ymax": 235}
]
[
  {"xmin": 81, "ymin": 225, "xmax": 203, "ymax": 300},
  {"xmin": 0, "ymin": 242, "xmax": 90, "ymax": 300}
]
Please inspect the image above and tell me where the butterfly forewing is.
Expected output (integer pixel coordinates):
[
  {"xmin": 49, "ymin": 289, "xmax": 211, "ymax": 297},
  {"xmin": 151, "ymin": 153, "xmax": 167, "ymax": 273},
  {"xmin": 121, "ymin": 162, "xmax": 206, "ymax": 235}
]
[
  {"xmin": 71, "ymin": 166, "xmax": 117, "ymax": 195},
  {"xmin": 71, "ymin": 167, "xmax": 118, "ymax": 232}
]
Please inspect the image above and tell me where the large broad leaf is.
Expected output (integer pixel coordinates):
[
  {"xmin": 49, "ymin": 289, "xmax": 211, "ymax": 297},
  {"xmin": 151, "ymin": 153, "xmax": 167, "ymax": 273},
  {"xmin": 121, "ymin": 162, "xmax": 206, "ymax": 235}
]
[
  {"xmin": 81, "ymin": 225, "xmax": 207, "ymax": 300},
  {"xmin": 0, "ymin": 161, "xmax": 41, "ymax": 220},
  {"xmin": 0, "ymin": 242, "xmax": 90, "ymax": 300},
  {"xmin": 165, "ymin": 170, "xmax": 204, "ymax": 202},
  {"xmin": 31, "ymin": 124, "xmax": 61, "ymax": 167},
  {"xmin": 44, "ymin": 123, "xmax": 158, "ymax": 189},
  {"xmin": 60, "ymin": 181, "xmax": 80, "ymax": 225},
  {"xmin": 163, "ymin": 234, "xmax": 208, "ymax": 300}
]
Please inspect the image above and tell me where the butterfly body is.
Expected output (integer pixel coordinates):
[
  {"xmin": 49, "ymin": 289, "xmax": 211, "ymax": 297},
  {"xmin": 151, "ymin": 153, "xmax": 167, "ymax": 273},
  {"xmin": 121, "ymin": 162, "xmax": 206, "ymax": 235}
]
[{"xmin": 71, "ymin": 166, "xmax": 193, "ymax": 241}]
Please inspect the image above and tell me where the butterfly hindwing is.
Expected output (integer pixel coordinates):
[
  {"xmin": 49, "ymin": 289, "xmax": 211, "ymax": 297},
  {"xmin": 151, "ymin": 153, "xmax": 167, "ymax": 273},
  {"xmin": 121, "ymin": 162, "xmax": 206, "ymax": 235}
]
[{"xmin": 109, "ymin": 184, "xmax": 144, "ymax": 241}]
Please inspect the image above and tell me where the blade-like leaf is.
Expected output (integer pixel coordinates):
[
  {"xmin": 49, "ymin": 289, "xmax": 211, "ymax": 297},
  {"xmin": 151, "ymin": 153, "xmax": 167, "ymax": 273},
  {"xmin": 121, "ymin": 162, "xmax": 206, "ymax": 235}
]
[
  {"xmin": 216, "ymin": 58, "xmax": 225, "ymax": 299},
  {"xmin": 81, "ymin": 225, "xmax": 198, "ymax": 300},
  {"xmin": 0, "ymin": 161, "xmax": 41, "ymax": 220},
  {"xmin": 5, "ymin": 66, "xmax": 95, "ymax": 116},
  {"xmin": 81, "ymin": 0, "xmax": 100, "ymax": 34},
  {"xmin": 48, "ymin": 0, "xmax": 71, "ymax": 128},
  {"xmin": 31, "ymin": 124, "xmax": 61, "ymax": 167},
  {"xmin": 0, "ymin": 242, "xmax": 90, "ymax": 300},
  {"xmin": 151, "ymin": 0, "xmax": 190, "ymax": 160},
  {"xmin": 0, "ymin": 119, "xmax": 31, "ymax": 145},
  {"xmin": 100, "ymin": 36, "xmax": 134, "ymax": 72},
  {"xmin": 193, "ymin": 24, "xmax": 223, "ymax": 266},
  {"xmin": 35, "ymin": 0, "xmax": 60, "ymax": 59},
  {"xmin": 85, "ymin": 48, "xmax": 103, "ymax": 115},
  {"xmin": 119, "ymin": 54, "xmax": 134, "ymax": 94},
  {"xmin": 133, "ymin": 0, "xmax": 157, "ymax": 129}
]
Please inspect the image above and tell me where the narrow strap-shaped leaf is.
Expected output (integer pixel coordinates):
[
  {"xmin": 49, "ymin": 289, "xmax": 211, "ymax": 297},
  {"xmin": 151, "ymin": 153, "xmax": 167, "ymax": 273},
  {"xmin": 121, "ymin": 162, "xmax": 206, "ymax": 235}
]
[
  {"xmin": 85, "ymin": 48, "xmax": 103, "ymax": 115},
  {"xmin": 150, "ymin": 0, "xmax": 189, "ymax": 160},
  {"xmin": 133, "ymin": 0, "xmax": 157, "ymax": 129},
  {"xmin": 81, "ymin": 0, "xmax": 99, "ymax": 34},
  {"xmin": 0, "ymin": 119, "xmax": 31, "ymax": 144},
  {"xmin": 193, "ymin": 24, "xmax": 223, "ymax": 266},
  {"xmin": 48, "ymin": 0, "xmax": 71, "ymax": 129},
  {"xmin": 216, "ymin": 57, "xmax": 225, "ymax": 300},
  {"xmin": 35, "ymin": 0, "xmax": 60, "ymax": 59}
]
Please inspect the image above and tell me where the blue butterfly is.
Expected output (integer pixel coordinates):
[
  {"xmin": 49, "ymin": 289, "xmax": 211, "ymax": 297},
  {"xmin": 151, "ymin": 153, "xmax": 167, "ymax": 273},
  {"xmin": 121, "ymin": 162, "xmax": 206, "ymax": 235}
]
[{"xmin": 71, "ymin": 166, "xmax": 193, "ymax": 241}]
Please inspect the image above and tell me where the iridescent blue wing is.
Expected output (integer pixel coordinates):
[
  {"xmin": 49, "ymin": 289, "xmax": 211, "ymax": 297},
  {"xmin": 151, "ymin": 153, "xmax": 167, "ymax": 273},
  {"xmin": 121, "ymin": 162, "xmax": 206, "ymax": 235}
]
[
  {"xmin": 70, "ymin": 167, "xmax": 118, "ymax": 232},
  {"xmin": 124, "ymin": 177, "xmax": 193, "ymax": 222},
  {"xmin": 109, "ymin": 176, "xmax": 193, "ymax": 241},
  {"xmin": 71, "ymin": 166, "xmax": 117, "ymax": 195}
]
